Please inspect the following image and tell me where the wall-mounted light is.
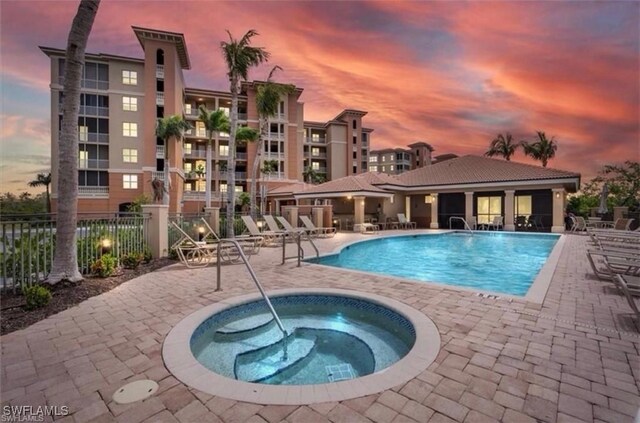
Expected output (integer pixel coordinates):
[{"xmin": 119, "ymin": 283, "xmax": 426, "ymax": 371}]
[
  {"xmin": 555, "ymin": 192, "xmax": 561, "ymax": 199},
  {"xmin": 100, "ymin": 238, "xmax": 112, "ymax": 255},
  {"xmin": 361, "ymin": 199, "xmax": 365, "ymax": 206},
  {"xmin": 257, "ymin": 220, "xmax": 264, "ymax": 230},
  {"xmin": 198, "ymin": 226, "xmax": 205, "ymax": 241},
  {"xmin": 347, "ymin": 195, "xmax": 352, "ymax": 200},
  {"xmin": 424, "ymin": 195, "xmax": 433, "ymax": 204},
  {"xmin": 390, "ymin": 195, "xmax": 395, "ymax": 204}
]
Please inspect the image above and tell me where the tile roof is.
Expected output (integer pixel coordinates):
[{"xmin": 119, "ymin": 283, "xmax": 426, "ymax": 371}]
[
  {"xmin": 268, "ymin": 182, "xmax": 313, "ymax": 195},
  {"xmin": 396, "ymin": 155, "xmax": 580, "ymax": 187},
  {"xmin": 296, "ymin": 173, "xmax": 391, "ymax": 196}
]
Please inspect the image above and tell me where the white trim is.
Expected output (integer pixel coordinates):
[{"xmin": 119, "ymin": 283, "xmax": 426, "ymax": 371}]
[
  {"xmin": 163, "ymin": 288, "xmax": 440, "ymax": 405},
  {"xmin": 295, "ymin": 191, "xmax": 393, "ymax": 200},
  {"xmin": 378, "ymin": 177, "xmax": 580, "ymax": 192},
  {"xmin": 108, "ymin": 169, "xmax": 143, "ymax": 173}
]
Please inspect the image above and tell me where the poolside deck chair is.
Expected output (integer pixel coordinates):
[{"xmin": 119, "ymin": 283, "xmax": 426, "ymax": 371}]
[
  {"xmin": 571, "ymin": 216, "xmax": 589, "ymax": 232},
  {"xmin": 199, "ymin": 218, "xmax": 262, "ymax": 256},
  {"xmin": 613, "ymin": 275, "xmax": 640, "ymax": 319},
  {"xmin": 359, "ymin": 222, "xmax": 379, "ymax": 234},
  {"xmin": 586, "ymin": 249, "xmax": 640, "ymax": 280},
  {"xmin": 276, "ymin": 216, "xmax": 307, "ymax": 235},
  {"xmin": 240, "ymin": 215, "xmax": 282, "ymax": 247},
  {"xmin": 487, "ymin": 216, "xmax": 503, "ymax": 231},
  {"xmin": 515, "ymin": 216, "xmax": 527, "ymax": 231},
  {"xmin": 397, "ymin": 213, "xmax": 417, "ymax": 229},
  {"xmin": 299, "ymin": 215, "xmax": 336, "ymax": 238},
  {"xmin": 170, "ymin": 221, "xmax": 242, "ymax": 268}
]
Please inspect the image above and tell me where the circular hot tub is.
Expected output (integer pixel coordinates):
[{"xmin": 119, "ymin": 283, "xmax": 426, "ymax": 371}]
[{"xmin": 163, "ymin": 288, "xmax": 440, "ymax": 404}]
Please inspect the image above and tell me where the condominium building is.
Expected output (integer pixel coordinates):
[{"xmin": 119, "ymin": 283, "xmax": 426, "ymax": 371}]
[
  {"xmin": 369, "ymin": 142, "xmax": 457, "ymax": 175},
  {"xmin": 41, "ymin": 26, "xmax": 371, "ymax": 213}
]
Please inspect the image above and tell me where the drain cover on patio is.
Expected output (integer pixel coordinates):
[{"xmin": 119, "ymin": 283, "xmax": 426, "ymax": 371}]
[
  {"xmin": 112, "ymin": 380, "xmax": 159, "ymax": 404},
  {"xmin": 326, "ymin": 363, "xmax": 355, "ymax": 382}
]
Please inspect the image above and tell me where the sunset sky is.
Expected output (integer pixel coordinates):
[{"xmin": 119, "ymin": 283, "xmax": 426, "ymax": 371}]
[{"xmin": 1, "ymin": 1, "xmax": 638, "ymax": 194}]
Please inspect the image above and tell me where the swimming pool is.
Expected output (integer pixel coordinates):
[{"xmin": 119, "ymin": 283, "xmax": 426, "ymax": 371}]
[{"xmin": 312, "ymin": 232, "xmax": 561, "ymax": 296}]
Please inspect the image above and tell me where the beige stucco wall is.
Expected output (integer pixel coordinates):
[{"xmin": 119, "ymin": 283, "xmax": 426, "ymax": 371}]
[{"xmin": 327, "ymin": 124, "xmax": 347, "ymax": 180}]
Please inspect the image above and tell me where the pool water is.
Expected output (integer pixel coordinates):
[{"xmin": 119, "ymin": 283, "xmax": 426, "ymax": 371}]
[
  {"xmin": 190, "ymin": 295, "xmax": 415, "ymax": 385},
  {"xmin": 313, "ymin": 232, "xmax": 559, "ymax": 296}
]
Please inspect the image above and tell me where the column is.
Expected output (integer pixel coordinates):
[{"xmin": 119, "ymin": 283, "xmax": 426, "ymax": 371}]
[
  {"xmin": 312, "ymin": 207, "xmax": 324, "ymax": 228},
  {"xmin": 283, "ymin": 206, "xmax": 299, "ymax": 227},
  {"xmin": 504, "ymin": 190, "xmax": 515, "ymax": 231},
  {"xmin": 405, "ymin": 196, "xmax": 411, "ymax": 220},
  {"xmin": 204, "ymin": 207, "xmax": 220, "ymax": 235},
  {"xmin": 354, "ymin": 196, "xmax": 365, "ymax": 231},
  {"xmin": 142, "ymin": 204, "xmax": 169, "ymax": 258},
  {"xmin": 613, "ymin": 207, "xmax": 628, "ymax": 222},
  {"xmin": 429, "ymin": 193, "xmax": 439, "ymax": 229},
  {"xmin": 551, "ymin": 188, "xmax": 566, "ymax": 233},
  {"xmin": 464, "ymin": 192, "xmax": 474, "ymax": 225}
]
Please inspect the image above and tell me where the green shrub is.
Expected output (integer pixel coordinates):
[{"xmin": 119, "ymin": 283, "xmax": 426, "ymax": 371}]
[
  {"xmin": 91, "ymin": 254, "xmax": 117, "ymax": 277},
  {"xmin": 143, "ymin": 248, "xmax": 152, "ymax": 263},
  {"xmin": 22, "ymin": 285, "xmax": 52, "ymax": 310},
  {"xmin": 121, "ymin": 252, "xmax": 143, "ymax": 269},
  {"xmin": 168, "ymin": 247, "xmax": 179, "ymax": 260}
]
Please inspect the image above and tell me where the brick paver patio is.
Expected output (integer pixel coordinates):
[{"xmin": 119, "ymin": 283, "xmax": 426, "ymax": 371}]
[{"xmin": 1, "ymin": 231, "xmax": 638, "ymax": 423}]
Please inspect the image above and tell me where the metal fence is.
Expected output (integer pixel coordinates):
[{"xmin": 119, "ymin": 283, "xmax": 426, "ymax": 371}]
[
  {"xmin": 0, "ymin": 213, "xmax": 150, "ymax": 291},
  {"xmin": 168, "ymin": 213, "xmax": 210, "ymax": 247}
]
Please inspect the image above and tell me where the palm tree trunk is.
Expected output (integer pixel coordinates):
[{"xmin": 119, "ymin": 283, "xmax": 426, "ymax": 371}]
[
  {"xmin": 226, "ymin": 77, "xmax": 238, "ymax": 237},
  {"xmin": 250, "ymin": 118, "xmax": 267, "ymax": 220},
  {"xmin": 47, "ymin": 0, "xmax": 100, "ymax": 284},
  {"xmin": 205, "ymin": 136, "xmax": 212, "ymax": 208},
  {"xmin": 45, "ymin": 185, "xmax": 51, "ymax": 214},
  {"xmin": 163, "ymin": 147, "xmax": 170, "ymax": 206}
]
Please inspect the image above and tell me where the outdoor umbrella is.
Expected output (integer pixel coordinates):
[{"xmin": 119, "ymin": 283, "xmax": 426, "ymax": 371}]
[{"xmin": 597, "ymin": 184, "xmax": 609, "ymax": 214}]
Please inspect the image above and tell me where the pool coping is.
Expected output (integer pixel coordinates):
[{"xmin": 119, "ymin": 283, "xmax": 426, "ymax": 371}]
[
  {"xmin": 162, "ymin": 288, "xmax": 441, "ymax": 405},
  {"xmin": 306, "ymin": 230, "xmax": 566, "ymax": 305}
]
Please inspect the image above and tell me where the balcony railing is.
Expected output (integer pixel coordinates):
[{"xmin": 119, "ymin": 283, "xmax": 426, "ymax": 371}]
[
  {"xmin": 151, "ymin": 171, "xmax": 165, "ymax": 181},
  {"xmin": 238, "ymin": 113, "xmax": 248, "ymax": 120},
  {"xmin": 306, "ymin": 137, "xmax": 326, "ymax": 144},
  {"xmin": 236, "ymin": 152, "xmax": 247, "ymax": 160},
  {"xmin": 64, "ymin": 132, "xmax": 109, "ymax": 144},
  {"xmin": 268, "ymin": 132, "xmax": 285, "ymax": 140},
  {"xmin": 156, "ymin": 92, "xmax": 164, "ymax": 106},
  {"xmin": 262, "ymin": 172, "xmax": 285, "ymax": 180},
  {"xmin": 156, "ymin": 145, "xmax": 165, "ymax": 159},
  {"xmin": 219, "ymin": 171, "xmax": 247, "ymax": 180},
  {"xmin": 184, "ymin": 150, "xmax": 206, "ymax": 158},
  {"xmin": 312, "ymin": 167, "xmax": 327, "ymax": 173},
  {"xmin": 271, "ymin": 113, "xmax": 286, "ymax": 121},
  {"xmin": 196, "ymin": 129, "xmax": 207, "ymax": 138},
  {"xmin": 310, "ymin": 152, "xmax": 327, "ymax": 158},
  {"xmin": 264, "ymin": 152, "xmax": 284, "ymax": 160},
  {"xmin": 78, "ymin": 186, "xmax": 109, "ymax": 196},
  {"xmin": 78, "ymin": 159, "xmax": 109, "ymax": 170},
  {"xmin": 58, "ymin": 76, "xmax": 109, "ymax": 90},
  {"xmin": 182, "ymin": 191, "xmax": 206, "ymax": 200},
  {"xmin": 76, "ymin": 105, "xmax": 109, "ymax": 117},
  {"xmin": 156, "ymin": 64, "xmax": 164, "ymax": 79}
]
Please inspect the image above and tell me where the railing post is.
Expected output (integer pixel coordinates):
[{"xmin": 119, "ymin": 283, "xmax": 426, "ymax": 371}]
[
  {"xmin": 141, "ymin": 205, "xmax": 169, "ymax": 258},
  {"xmin": 205, "ymin": 207, "xmax": 220, "ymax": 235},
  {"xmin": 216, "ymin": 245, "xmax": 222, "ymax": 291}
]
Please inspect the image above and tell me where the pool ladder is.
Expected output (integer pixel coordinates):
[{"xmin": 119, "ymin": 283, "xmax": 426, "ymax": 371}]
[
  {"xmin": 449, "ymin": 217, "xmax": 474, "ymax": 235},
  {"xmin": 281, "ymin": 230, "xmax": 320, "ymax": 266},
  {"xmin": 215, "ymin": 239, "xmax": 288, "ymax": 360}
]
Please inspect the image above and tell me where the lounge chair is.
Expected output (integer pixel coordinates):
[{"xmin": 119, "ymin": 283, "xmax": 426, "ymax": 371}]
[
  {"xmin": 586, "ymin": 249, "xmax": 640, "ymax": 280},
  {"xmin": 613, "ymin": 275, "xmax": 640, "ymax": 319},
  {"xmin": 170, "ymin": 222, "xmax": 243, "ymax": 268},
  {"xmin": 359, "ymin": 222, "xmax": 379, "ymax": 234},
  {"xmin": 487, "ymin": 216, "xmax": 503, "ymax": 231},
  {"xmin": 199, "ymin": 218, "xmax": 262, "ymax": 256},
  {"xmin": 240, "ymin": 215, "xmax": 282, "ymax": 247},
  {"xmin": 299, "ymin": 215, "xmax": 336, "ymax": 238},
  {"xmin": 276, "ymin": 216, "xmax": 307, "ymax": 235},
  {"xmin": 397, "ymin": 213, "xmax": 417, "ymax": 229},
  {"xmin": 515, "ymin": 216, "xmax": 527, "ymax": 231}
]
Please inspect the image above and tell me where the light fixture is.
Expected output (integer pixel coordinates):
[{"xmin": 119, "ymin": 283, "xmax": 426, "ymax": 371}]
[
  {"xmin": 347, "ymin": 195, "xmax": 352, "ymax": 200},
  {"xmin": 257, "ymin": 221, "xmax": 264, "ymax": 229},
  {"xmin": 198, "ymin": 226, "xmax": 205, "ymax": 241},
  {"xmin": 555, "ymin": 192, "xmax": 561, "ymax": 199},
  {"xmin": 100, "ymin": 238, "xmax": 112, "ymax": 255},
  {"xmin": 198, "ymin": 98, "xmax": 203, "ymax": 101},
  {"xmin": 424, "ymin": 195, "xmax": 433, "ymax": 204},
  {"xmin": 390, "ymin": 195, "xmax": 395, "ymax": 204}
]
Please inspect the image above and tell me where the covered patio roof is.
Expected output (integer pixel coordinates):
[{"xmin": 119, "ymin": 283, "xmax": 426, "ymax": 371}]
[{"xmin": 293, "ymin": 174, "xmax": 395, "ymax": 200}]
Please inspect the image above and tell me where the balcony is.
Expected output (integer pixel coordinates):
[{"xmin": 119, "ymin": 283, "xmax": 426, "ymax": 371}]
[
  {"xmin": 312, "ymin": 167, "xmax": 327, "ymax": 173},
  {"xmin": 184, "ymin": 150, "xmax": 206, "ymax": 158},
  {"xmin": 78, "ymin": 186, "xmax": 109, "ymax": 197},
  {"xmin": 156, "ymin": 64, "xmax": 164, "ymax": 79},
  {"xmin": 151, "ymin": 171, "xmax": 165, "ymax": 181},
  {"xmin": 219, "ymin": 171, "xmax": 247, "ymax": 181},
  {"xmin": 310, "ymin": 152, "xmax": 327, "ymax": 159},
  {"xmin": 238, "ymin": 113, "xmax": 248, "ymax": 121},
  {"xmin": 271, "ymin": 113, "xmax": 286, "ymax": 121},
  {"xmin": 306, "ymin": 137, "xmax": 326, "ymax": 144},
  {"xmin": 65, "ymin": 132, "xmax": 109, "ymax": 144},
  {"xmin": 262, "ymin": 171, "xmax": 285, "ymax": 180},
  {"xmin": 268, "ymin": 132, "xmax": 284, "ymax": 141},
  {"xmin": 156, "ymin": 145, "xmax": 165, "ymax": 159},
  {"xmin": 263, "ymin": 152, "xmax": 284, "ymax": 160},
  {"xmin": 78, "ymin": 159, "xmax": 109, "ymax": 170},
  {"xmin": 236, "ymin": 152, "xmax": 247, "ymax": 160},
  {"xmin": 156, "ymin": 92, "xmax": 164, "ymax": 106},
  {"xmin": 183, "ymin": 191, "xmax": 206, "ymax": 200},
  {"xmin": 76, "ymin": 105, "xmax": 109, "ymax": 117}
]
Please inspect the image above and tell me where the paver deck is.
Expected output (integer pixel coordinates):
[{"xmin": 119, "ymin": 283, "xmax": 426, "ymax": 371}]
[{"xmin": 1, "ymin": 231, "xmax": 639, "ymax": 423}]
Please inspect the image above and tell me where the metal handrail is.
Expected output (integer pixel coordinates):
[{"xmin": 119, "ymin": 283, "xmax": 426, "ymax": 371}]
[
  {"xmin": 281, "ymin": 230, "xmax": 320, "ymax": 266},
  {"xmin": 215, "ymin": 238, "xmax": 288, "ymax": 358},
  {"xmin": 449, "ymin": 216, "xmax": 473, "ymax": 235}
]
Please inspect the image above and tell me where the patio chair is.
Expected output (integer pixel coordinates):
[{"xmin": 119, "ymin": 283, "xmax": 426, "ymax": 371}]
[
  {"xmin": 468, "ymin": 216, "xmax": 477, "ymax": 230},
  {"xmin": 613, "ymin": 275, "xmax": 640, "ymax": 319},
  {"xmin": 487, "ymin": 216, "xmax": 503, "ymax": 231},
  {"xmin": 397, "ymin": 213, "xmax": 417, "ymax": 229},
  {"xmin": 586, "ymin": 249, "xmax": 640, "ymax": 280},
  {"xmin": 515, "ymin": 216, "xmax": 527, "ymax": 231},
  {"xmin": 240, "ymin": 215, "xmax": 282, "ymax": 247},
  {"xmin": 359, "ymin": 222, "xmax": 379, "ymax": 234},
  {"xmin": 170, "ymin": 222, "xmax": 241, "ymax": 268},
  {"xmin": 571, "ymin": 216, "xmax": 588, "ymax": 232},
  {"xmin": 199, "ymin": 218, "xmax": 262, "ymax": 256},
  {"xmin": 299, "ymin": 215, "xmax": 336, "ymax": 238},
  {"xmin": 276, "ymin": 216, "xmax": 307, "ymax": 235},
  {"xmin": 613, "ymin": 218, "xmax": 635, "ymax": 231}
]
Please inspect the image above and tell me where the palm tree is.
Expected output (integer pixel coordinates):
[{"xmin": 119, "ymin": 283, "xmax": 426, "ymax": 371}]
[
  {"xmin": 252, "ymin": 66, "xmax": 295, "ymax": 219},
  {"xmin": 197, "ymin": 106, "xmax": 229, "ymax": 208},
  {"xmin": 522, "ymin": 131, "xmax": 558, "ymax": 167},
  {"xmin": 485, "ymin": 132, "xmax": 518, "ymax": 161},
  {"xmin": 221, "ymin": 29, "xmax": 270, "ymax": 237},
  {"xmin": 47, "ymin": 0, "xmax": 100, "ymax": 284},
  {"xmin": 156, "ymin": 115, "xmax": 191, "ymax": 206},
  {"xmin": 28, "ymin": 173, "xmax": 52, "ymax": 213}
]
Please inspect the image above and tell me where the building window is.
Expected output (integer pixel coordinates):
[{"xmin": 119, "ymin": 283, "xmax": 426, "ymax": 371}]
[
  {"xmin": 196, "ymin": 121, "xmax": 206, "ymax": 138},
  {"xmin": 353, "ymin": 136, "xmax": 357, "ymax": 144},
  {"xmin": 123, "ymin": 174, "xmax": 138, "ymax": 189},
  {"xmin": 311, "ymin": 133, "xmax": 320, "ymax": 142},
  {"xmin": 312, "ymin": 162, "xmax": 320, "ymax": 170},
  {"xmin": 219, "ymin": 145, "xmax": 229, "ymax": 156},
  {"xmin": 516, "ymin": 195, "xmax": 532, "ymax": 217},
  {"xmin": 78, "ymin": 151, "xmax": 88, "ymax": 168},
  {"xmin": 352, "ymin": 120, "xmax": 357, "ymax": 129},
  {"xmin": 353, "ymin": 166, "xmax": 357, "ymax": 174},
  {"xmin": 184, "ymin": 143, "xmax": 192, "ymax": 154},
  {"xmin": 382, "ymin": 156, "xmax": 386, "ymax": 162},
  {"xmin": 311, "ymin": 147, "xmax": 320, "ymax": 156},
  {"xmin": 196, "ymin": 180, "xmax": 206, "ymax": 192},
  {"xmin": 369, "ymin": 165, "xmax": 378, "ymax": 172},
  {"xmin": 184, "ymin": 183, "xmax": 192, "ymax": 192},
  {"xmin": 122, "ymin": 122, "xmax": 137, "ymax": 137},
  {"xmin": 184, "ymin": 162, "xmax": 192, "ymax": 173},
  {"xmin": 390, "ymin": 165, "xmax": 394, "ymax": 171},
  {"xmin": 122, "ymin": 148, "xmax": 138, "ymax": 163},
  {"xmin": 477, "ymin": 196, "xmax": 502, "ymax": 224},
  {"xmin": 122, "ymin": 70, "xmax": 137, "ymax": 85},
  {"xmin": 79, "ymin": 126, "xmax": 88, "ymax": 142},
  {"xmin": 185, "ymin": 104, "xmax": 192, "ymax": 115},
  {"xmin": 122, "ymin": 96, "xmax": 137, "ymax": 111},
  {"xmin": 369, "ymin": 156, "xmax": 377, "ymax": 162}
]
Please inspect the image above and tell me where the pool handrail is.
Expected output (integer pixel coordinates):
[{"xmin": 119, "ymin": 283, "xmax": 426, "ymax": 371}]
[
  {"xmin": 215, "ymin": 238, "xmax": 288, "ymax": 356},
  {"xmin": 449, "ymin": 216, "xmax": 474, "ymax": 235}
]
